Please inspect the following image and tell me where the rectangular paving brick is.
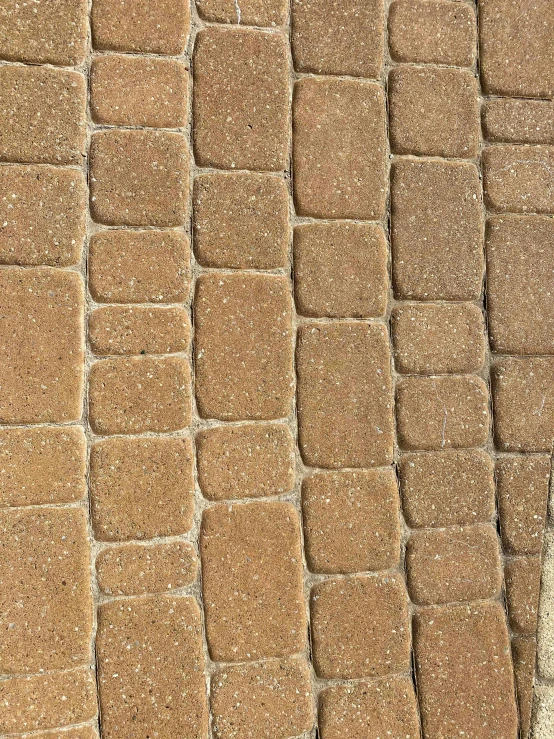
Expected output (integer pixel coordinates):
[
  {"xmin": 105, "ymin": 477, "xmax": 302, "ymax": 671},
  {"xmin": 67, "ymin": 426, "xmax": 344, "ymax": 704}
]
[
  {"xmin": 293, "ymin": 78, "xmax": 386, "ymax": 219},
  {"xmin": 482, "ymin": 99, "xmax": 554, "ymax": 144},
  {"xmin": 200, "ymin": 501, "xmax": 306, "ymax": 662},
  {"xmin": 297, "ymin": 322, "xmax": 394, "ymax": 469},
  {"xmin": 483, "ymin": 145, "xmax": 554, "ymax": 214},
  {"xmin": 505, "ymin": 557, "xmax": 541, "ymax": 634},
  {"xmin": 512, "ymin": 636, "xmax": 536, "ymax": 738},
  {"xmin": 196, "ymin": 0, "xmax": 287, "ymax": 25}
]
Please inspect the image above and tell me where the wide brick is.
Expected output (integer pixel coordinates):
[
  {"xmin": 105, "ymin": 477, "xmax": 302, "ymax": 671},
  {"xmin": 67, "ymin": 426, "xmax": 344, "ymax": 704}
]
[
  {"xmin": 97, "ymin": 595, "xmax": 208, "ymax": 739},
  {"xmin": 389, "ymin": 0, "xmax": 476, "ymax": 66},
  {"xmin": 538, "ymin": 532, "xmax": 554, "ymax": 679},
  {"xmin": 392, "ymin": 303, "xmax": 485, "ymax": 375},
  {"xmin": 512, "ymin": 636, "xmax": 536, "ymax": 739},
  {"xmin": 414, "ymin": 602, "xmax": 518, "ymax": 738},
  {"xmin": 200, "ymin": 501, "xmax": 306, "ymax": 661},
  {"xmin": 92, "ymin": 0, "xmax": 189, "ymax": 54},
  {"xmin": 294, "ymin": 223, "xmax": 388, "ymax": 319},
  {"xmin": 193, "ymin": 28, "xmax": 289, "ymax": 171},
  {"xmin": 90, "ymin": 436, "xmax": 194, "ymax": 541},
  {"xmin": 91, "ymin": 56, "xmax": 188, "ymax": 128},
  {"xmin": 0, "ymin": 66, "xmax": 86, "ymax": 165},
  {"xmin": 0, "ymin": 508, "xmax": 92, "ymax": 673},
  {"xmin": 297, "ymin": 322, "xmax": 394, "ymax": 469},
  {"xmin": 89, "ymin": 306, "xmax": 190, "ymax": 356},
  {"xmin": 301, "ymin": 469, "xmax": 400, "ymax": 575},
  {"xmin": 293, "ymin": 78, "xmax": 386, "ymax": 219},
  {"xmin": 89, "ymin": 356, "xmax": 191, "ymax": 435},
  {"xmin": 399, "ymin": 450, "xmax": 496, "ymax": 528},
  {"xmin": 196, "ymin": 423, "xmax": 294, "ymax": 501},
  {"xmin": 196, "ymin": 0, "xmax": 287, "ymax": 25},
  {"xmin": 391, "ymin": 159, "xmax": 484, "ymax": 301},
  {"xmin": 389, "ymin": 67, "xmax": 479, "ymax": 158},
  {"xmin": 396, "ymin": 376, "xmax": 489, "ymax": 451},
  {"xmin": 0, "ymin": 427, "xmax": 86, "ymax": 508},
  {"xmin": 89, "ymin": 230, "xmax": 190, "ymax": 304},
  {"xmin": 193, "ymin": 173, "xmax": 289, "ymax": 269},
  {"xmin": 483, "ymin": 145, "xmax": 554, "ymax": 214},
  {"xmin": 210, "ymin": 658, "xmax": 313, "ymax": 739},
  {"xmin": 0, "ymin": 165, "xmax": 85, "ymax": 267},
  {"xmin": 195, "ymin": 274, "xmax": 293, "ymax": 421},
  {"xmin": 310, "ymin": 574, "xmax": 410, "ymax": 680},
  {"xmin": 90, "ymin": 130, "xmax": 188, "ymax": 227},
  {"xmin": 96, "ymin": 542, "xmax": 197, "ymax": 596},
  {"xmin": 482, "ymin": 99, "xmax": 554, "ymax": 144},
  {"xmin": 406, "ymin": 524, "xmax": 502, "ymax": 605},
  {"xmin": 0, "ymin": 268, "xmax": 84, "ymax": 424},
  {"xmin": 505, "ymin": 557, "xmax": 541, "ymax": 634},
  {"xmin": 291, "ymin": 0, "xmax": 383, "ymax": 78}
]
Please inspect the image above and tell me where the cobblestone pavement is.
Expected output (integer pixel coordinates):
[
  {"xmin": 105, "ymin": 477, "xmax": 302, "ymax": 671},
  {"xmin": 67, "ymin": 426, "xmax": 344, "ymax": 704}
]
[{"xmin": 0, "ymin": 1, "xmax": 553, "ymax": 738}]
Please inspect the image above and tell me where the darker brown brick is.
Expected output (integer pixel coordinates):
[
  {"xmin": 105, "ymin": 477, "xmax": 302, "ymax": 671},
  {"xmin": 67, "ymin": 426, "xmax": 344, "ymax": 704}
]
[
  {"xmin": 512, "ymin": 636, "xmax": 536, "ymax": 738},
  {"xmin": 505, "ymin": 557, "xmax": 541, "ymax": 634},
  {"xmin": 483, "ymin": 145, "xmax": 554, "ymax": 214},
  {"xmin": 196, "ymin": 0, "xmax": 287, "ymax": 26},
  {"xmin": 482, "ymin": 99, "xmax": 554, "ymax": 144}
]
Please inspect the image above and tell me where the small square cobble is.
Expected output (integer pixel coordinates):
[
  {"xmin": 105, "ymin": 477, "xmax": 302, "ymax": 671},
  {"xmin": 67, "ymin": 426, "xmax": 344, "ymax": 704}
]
[
  {"xmin": 483, "ymin": 145, "xmax": 554, "ymax": 214},
  {"xmin": 301, "ymin": 469, "xmax": 401, "ymax": 575},
  {"xmin": 193, "ymin": 28, "xmax": 289, "ymax": 171},
  {"xmin": 196, "ymin": 0, "xmax": 288, "ymax": 26},
  {"xmin": 294, "ymin": 223, "xmax": 388, "ymax": 319},
  {"xmin": 482, "ymin": 99, "xmax": 554, "ymax": 144},
  {"xmin": 512, "ymin": 636, "xmax": 536, "ymax": 738},
  {"xmin": 293, "ymin": 78, "xmax": 386, "ymax": 219},
  {"xmin": 505, "ymin": 557, "xmax": 541, "ymax": 634},
  {"xmin": 389, "ymin": 67, "xmax": 479, "ymax": 158},
  {"xmin": 310, "ymin": 574, "xmax": 410, "ymax": 680}
]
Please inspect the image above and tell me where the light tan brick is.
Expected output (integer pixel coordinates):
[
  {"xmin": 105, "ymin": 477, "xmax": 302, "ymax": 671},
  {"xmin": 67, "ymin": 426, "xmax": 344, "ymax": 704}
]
[
  {"xmin": 482, "ymin": 99, "xmax": 554, "ymax": 144},
  {"xmin": 505, "ymin": 557, "xmax": 541, "ymax": 634},
  {"xmin": 538, "ymin": 532, "xmax": 554, "ymax": 680},
  {"xmin": 483, "ymin": 145, "xmax": 554, "ymax": 213},
  {"xmin": 512, "ymin": 636, "xmax": 536, "ymax": 738},
  {"xmin": 26, "ymin": 728, "xmax": 97, "ymax": 739},
  {"xmin": 196, "ymin": 0, "xmax": 287, "ymax": 26}
]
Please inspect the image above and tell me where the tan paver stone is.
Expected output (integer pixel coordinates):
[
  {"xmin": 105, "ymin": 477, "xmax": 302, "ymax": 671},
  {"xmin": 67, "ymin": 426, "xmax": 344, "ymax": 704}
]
[
  {"xmin": 414, "ymin": 601, "xmax": 518, "ymax": 739},
  {"xmin": 0, "ymin": 668, "xmax": 96, "ymax": 735},
  {"xmin": 392, "ymin": 303, "xmax": 485, "ymax": 375},
  {"xmin": 483, "ymin": 145, "xmax": 554, "ymax": 214},
  {"xmin": 0, "ymin": 66, "xmax": 86, "ymax": 165},
  {"xmin": 297, "ymin": 322, "xmax": 394, "ymax": 469},
  {"xmin": 96, "ymin": 542, "xmax": 197, "ymax": 596},
  {"xmin": 291, "ymin": 0, "xmax": 383, "ymax": 78},
  {"xmin": 294, "ymin": 223, "xmax": 388, "ymax": 319},
  {"xmin": 0, "ymin": 165, "xmax": 85, "ymax": 267},
  {"xmin": 318, "ymin": 676, "xmax": 420, "ymax": 739},
  {"xmin": 512, "ymin": 636, "xmax": 536, "ymax": 739},
  {"xmin": 389, "ymin": 67, "xmax": 479, "ymax": 158},
  {"xmin": 293, "ymin": 78, "xmax": 386, "ymax": 219},
  {"xmin": 399, "ymin": 450, "xmax": 496, "ymax": 528},
  {"xmin": 391, "ymin": 159, "xmax": 484, "ymax": 301},
  {"xmin": 505, "ymin": 557, "xmax": 541, "ymax": 635},
  {"xmin": 301, "ymin": 469, "xmax": 401, "ymax": 575},
  {"xmin": 90, "ymin": 56, "xmax": 188, "ymax": 128},
  {"xmin": 89, "ymin": 306, "xmax": 190, "ymax": 356},
  {"xmin": 0, "ymin": 268, "xmax": 84, "ymax": 424},
  {"xmin": 200, "ymin": 501, "xmax": 306, "ymax": 662},
  {"xmin": 193, "ymin": 28, "xmax": 289, "ymax": 171},
  {"xmin": 196, "ymin": 423, "xmax": 294, "ymax": 501},
  {"xmin": 406, "ymin": 524, "xmax": 502, "ymax": 605},
  {"xmin": 193, "ymin": 173, "xmax": 289, "ymax": 269},
  {"xmin": 482, "ymin": 99, "xmax": 554, "ymax": 145},
  {"xmin": 90, "ymin": 436, "xmax": 194, "ymax": 541},
  {"xmin": 196, "ymin": 0, "xmax": 287, "ymax": 26},
  {"xmin": 210, "ymin": 657, "xmax": 313, "ymax": 739},
  {"xmin": 538, "ymin": 533, "xmax": 554, "ymax": 680},
  {"xmin": 195, "ymin": 273, "xmax": 293, "ymax": 421},
  {"xmin": 0, "ymin": 426, "xmax": 86, "ymax": 508},
  {"xmin": 89, "ymin": 356, "xmax": 191, "ymax": 435},
  {"xmin": 533, "ymin": 684, "xmax": 554, "ymax": 738},
  {"xmin": 25, "ymin": 728, "xmax": 98, "ymax": 739},
  {"xmin": 92, "ymin": 0, "xmax": 189, "ymax": 54},
  {"xmin": 310, "ymin": 574, "xmax": 410, "ymax": 680},
  {"xmin": 389, "ymin": 0, "xmax": 475, "ymax": 67},
  {"xmin": 0, "ymin": 0, "xmax": 87, "ymax": 65},
  {"xmin": 0, "ymin": 508, "xmax": 92, "ymax": 673},
  {"xmin": 89, "ymin": 230, "xmax": 190, "ymax": 304},
  {"xmin": 90, "ymin": 130, "xmax": 188, "ymax": 227},
  {"xmin": 97, "ymin": 595, "xmax": 208, "ymax": 739},
  {"xmin": 396, "ymin": 376, "xmax": 489, "ymax": 451}
]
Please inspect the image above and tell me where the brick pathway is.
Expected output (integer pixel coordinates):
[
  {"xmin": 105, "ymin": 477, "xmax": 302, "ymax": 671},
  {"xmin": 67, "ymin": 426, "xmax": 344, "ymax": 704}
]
[{"xmin": 0, "ymin": 1, "xmax": 553, "ymax": 738}]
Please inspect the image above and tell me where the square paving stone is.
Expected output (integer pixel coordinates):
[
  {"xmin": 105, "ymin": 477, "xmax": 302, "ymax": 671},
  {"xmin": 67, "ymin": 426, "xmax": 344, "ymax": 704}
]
[
  {"xmin": 512, "ymin": 636, "xmax": 536, "ymax": 739},
  {"xmin": 505, "ymin": 557, "xmax": 542, "ymax": 634},
  {"xmin": 196, "ymin": 0, "xmax": 287, "ymax": 26},
  {"xmin": 483, "ymin": 145, "xmax": 554, "ymax": 213},
  {"xmin": 482, "ymin": 99, "xmax": 554, "ymax": 144}
]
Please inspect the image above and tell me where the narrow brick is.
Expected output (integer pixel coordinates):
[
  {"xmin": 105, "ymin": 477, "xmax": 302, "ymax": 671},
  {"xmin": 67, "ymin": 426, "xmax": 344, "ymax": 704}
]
[
  {"xmin": 538, "ymin": 532, "xmax": 554, "ymax": 679},
  {"xmin": 0, "ymin": 66, "xmax": 86, "ymax": 165},
  {"xmin": 293, "ymin": 78, "xmax": 386, "ymax": 219},
  {"xmin": 0, "ymin": 165, "xmax": 85, "ymax": 267},
  {"xmin": 310, "ymin": 574, "xmax": 410, "ymax": 680},
  {"xmin": 482, "ymin": 99, "xmax": 554, "ymax": 144},
  {"xmin": 391, "ymin": 159, "xmax": 484, "ymax": 301},
  {"xmin": 483, "ymin": 145, "xmax": 554, "ymax": 213},
  {"xmin": 200, "ymin": 501, "xmax": 306, "ymax": 661},
  {"xmin": 294, "ymin": 223, "xmax": 388, "ymax": 319},
  {"xmin": 195, "ymin": 274, "xmax": 293, "ymax": 421},
  {"xmin": 90, "ymin": 436, "xmax": 194, "ymax": 541},
  {"xmin": 196, "ymin": 423, "xmax": 294, "ymax": 501},
  {"xmin": 512, "ymin": 637, "xmax": 536, "ymax": 738},
  {"xmin": 196, "ymin": 0, "xmax": 287, "ymax": 26},
  {"xmin": 505, "ymin": 557, "xmax": 541, "ymax": 634},
  {"xmin": 193, "ymin": 28, "xmax": 289, "ymax": 171},
  {"xmin": 301, "ymin": 469, "xmax": 401, "ymax": 575},
  {"xmin": 414, "ymin": 602, "xmax": 518, "ymax": 739},
  {"xmin": 0, "ymin": 427, "xmax": 86, "ymax": 508},
  {"xmin": 291, "ymin": 0, "xmax": 383, "ymax": 78},
  {"xmin": 97, "ymin": 595, "xmax": 208, "ymax": 739},
  {"xmin": 0, "ymin": 268, "xmax": 84, "ymax": 424},
  {"xmin": 297, "ymin": 322, "xmax": 394, "ymax": 469},
  {"xmin": 24, "ymin": 729, "xmax": 97, "ymax": 739}
]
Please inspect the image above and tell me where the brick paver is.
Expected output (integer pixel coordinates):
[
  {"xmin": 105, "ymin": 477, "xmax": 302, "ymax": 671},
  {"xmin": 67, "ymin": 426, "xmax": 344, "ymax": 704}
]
[
  {"xmin": 505, "ymin": 557, "xmax": 542, "ymax": 634},
  {"xmin": 196, "ymin": 0, "xmax": 288, "ymax": 26},
  {"xmin": 512, "ymin": 636, "xmax": 536, "ymax": 738},
  {"xmin": 482, "ymin": 99, "xmax": 554, "ymax": 144},
  {"xmin": 483, "ymin": 145, "xmax": 554, "ymax": 213}
]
